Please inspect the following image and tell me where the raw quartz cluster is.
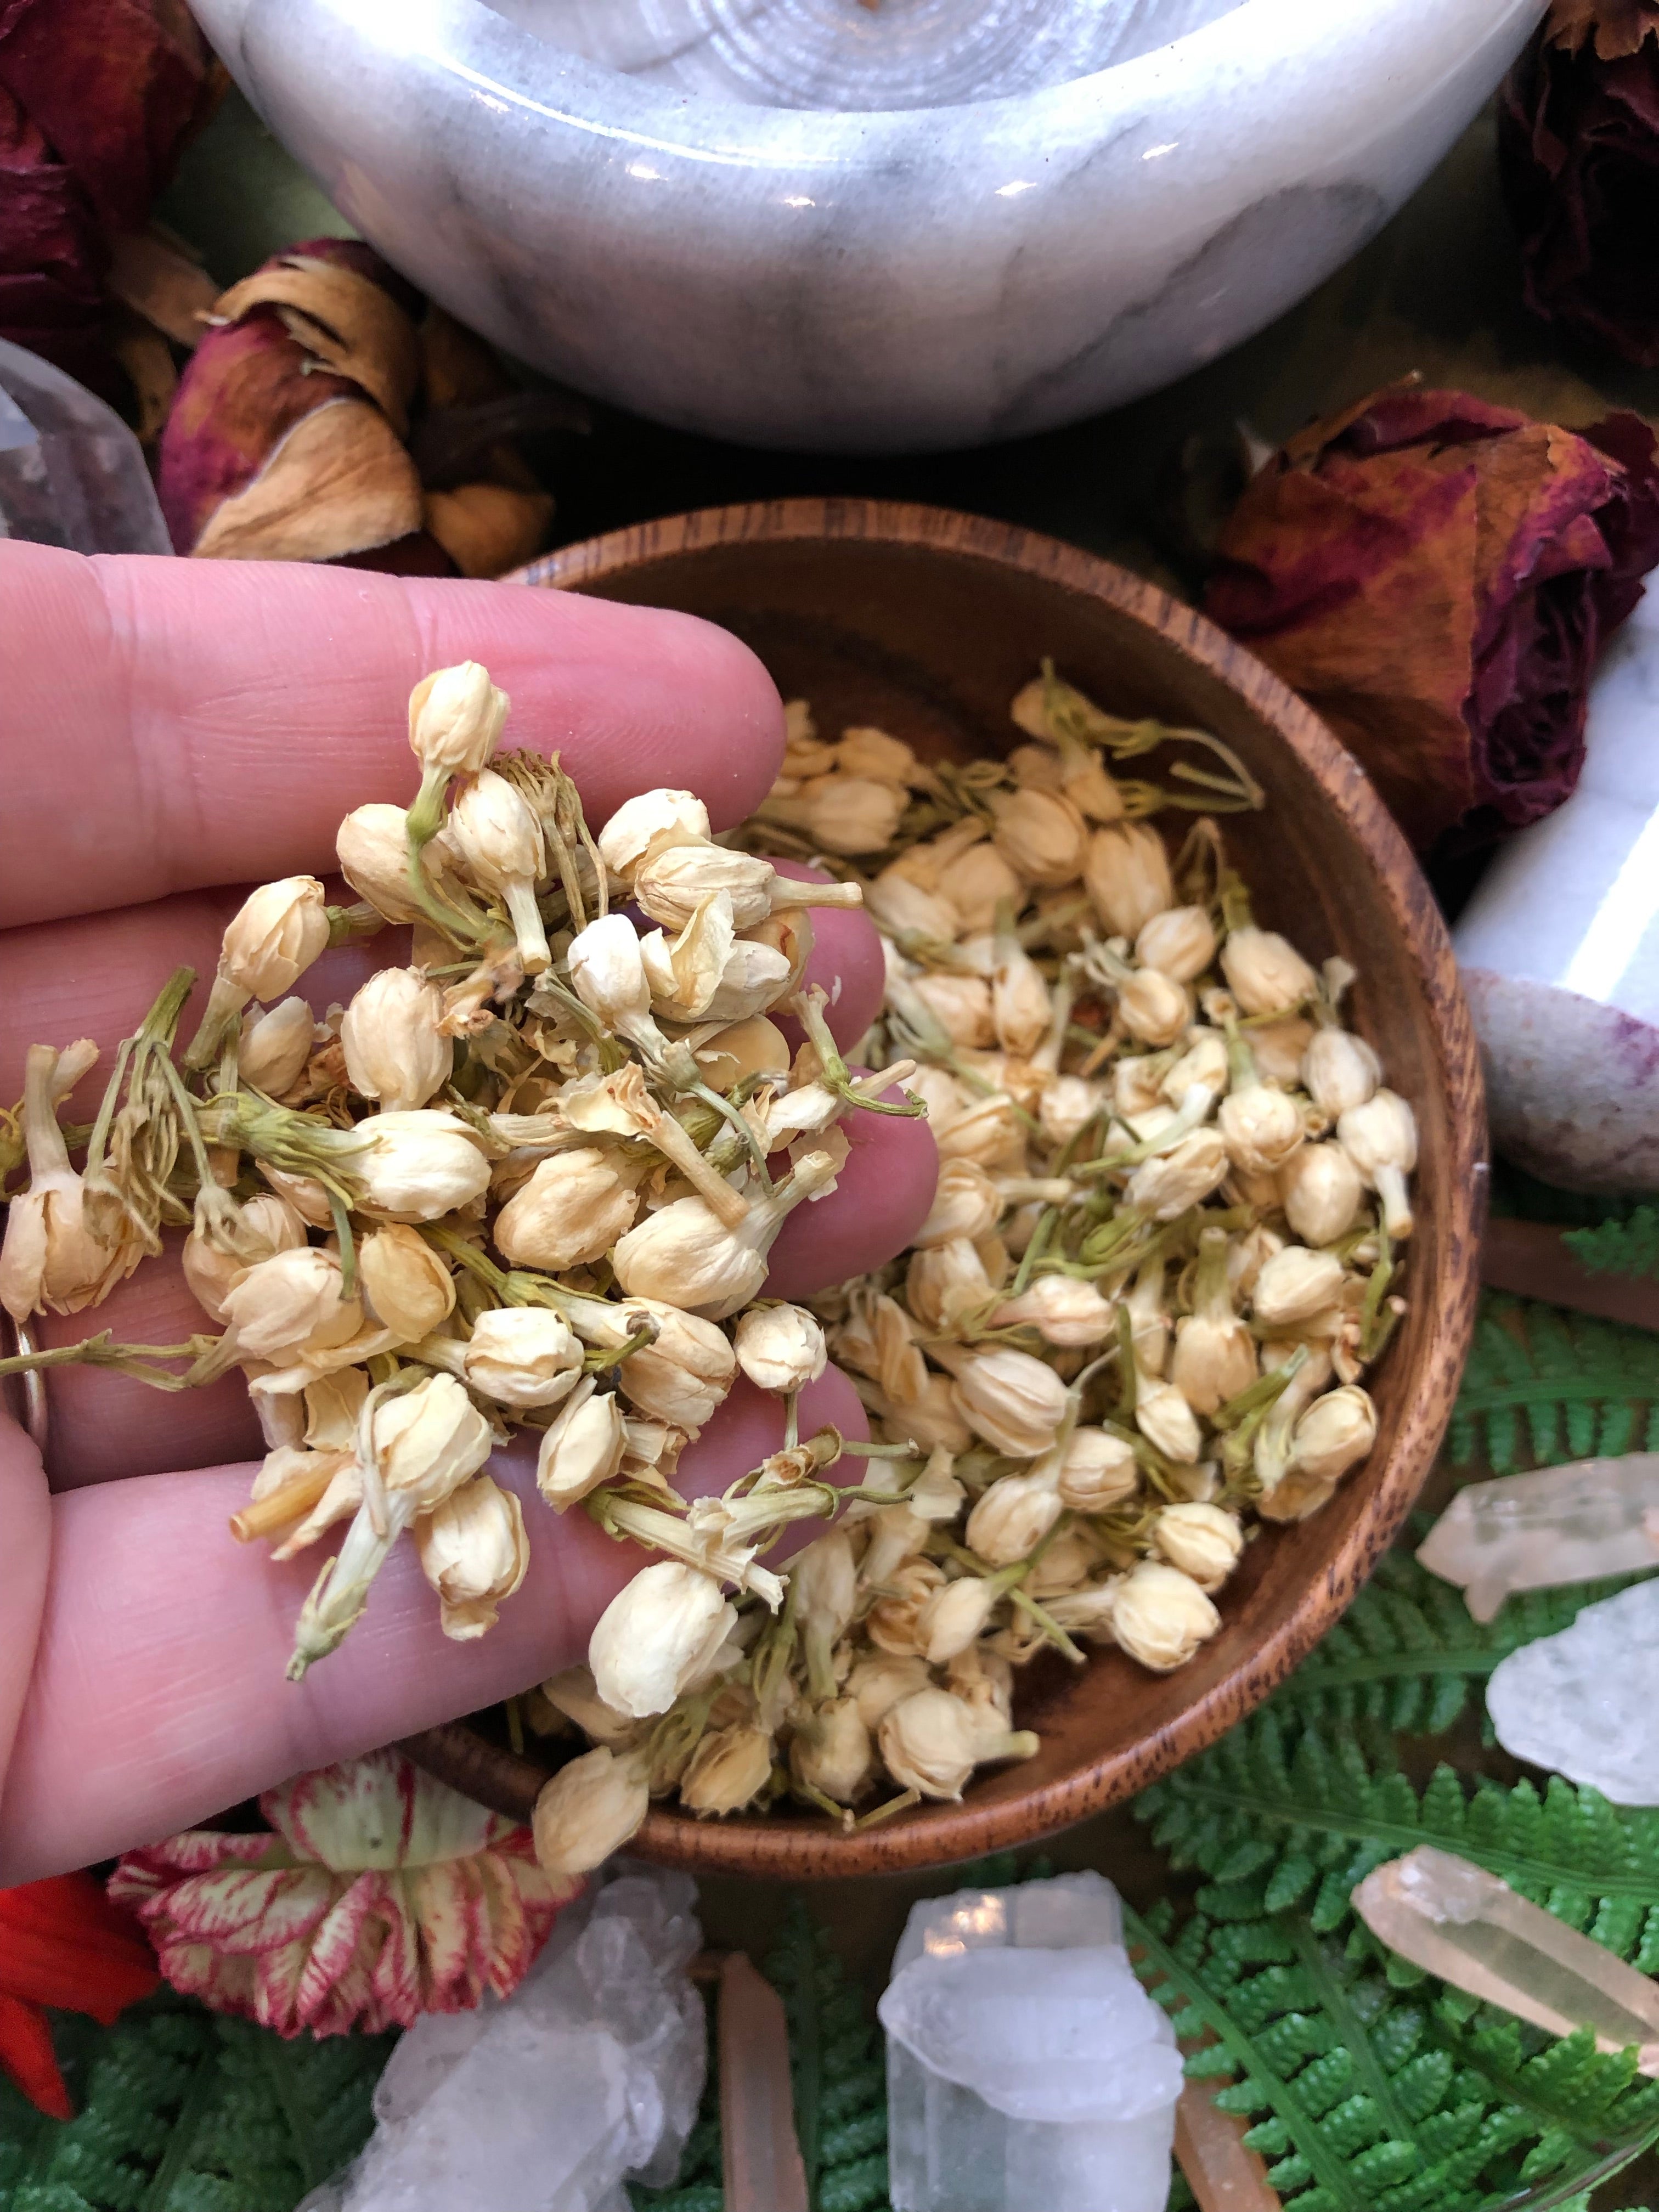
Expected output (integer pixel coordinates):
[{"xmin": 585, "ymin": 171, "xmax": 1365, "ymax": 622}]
[
  {"xmin": 0, "ymin": 654, "xmax": 1412, "ymax": 1870},
  {"xmin": 878, "ymin": 1871, "xmax": 1183, "ymax": 2212},
  {"xmin": 298, "ymin": 1866, "xmax": 706, "ymax": 2211}
]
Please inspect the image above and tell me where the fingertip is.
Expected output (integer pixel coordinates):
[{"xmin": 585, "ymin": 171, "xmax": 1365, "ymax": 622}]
[
  {"xmin": 764, "ymin": 1094, "xmax": 939, "ymax": 1300},
  {"xmin": 769, "ymin": 862, "xmax": 887, "ymax": 1054}
]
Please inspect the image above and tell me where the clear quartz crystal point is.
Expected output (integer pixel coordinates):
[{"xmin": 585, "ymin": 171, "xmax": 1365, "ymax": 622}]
[
  {"xmin": 879, "ymin": 1873, "xmax": 1182, "ymax": 2212},
  {"xmin": 1417, "ymin": 1456, "xmax": 1659, "ymax": 1622},
  {"xmin": 0, "ymin": 337, "xmax": 171, "ymax": 555},
  {"xmin": 297, "ymin": 1867, "xmax": 705, "ymax": 2212},
  {"xmin": 1486, "ymin": 1576, "xmax": 1659, "ymax": 1804},
  {"xmin": 1353, "ymin": 1845, "xmax": 1659, "ymax": 2074}
]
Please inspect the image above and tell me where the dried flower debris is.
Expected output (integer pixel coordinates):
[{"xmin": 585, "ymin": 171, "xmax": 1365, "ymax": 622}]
[{"xmin": 0, "ymin": 657, "xmax": 1411, "ymax": 1868}]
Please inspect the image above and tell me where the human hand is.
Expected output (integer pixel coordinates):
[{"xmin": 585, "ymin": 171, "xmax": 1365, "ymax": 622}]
[{"xmin": 0, "ymin": 543, "xmax": 936, "ymax": 1883}]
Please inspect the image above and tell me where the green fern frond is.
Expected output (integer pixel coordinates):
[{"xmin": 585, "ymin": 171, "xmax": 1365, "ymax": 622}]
[
  {"xmin": 0, "ymin": 1999, "xmax": 392, "ymax": 2212},
  {"xmin": 1137, "ymin": 1706, "xmax": 1659, "ymax": 1970},
  {"xmin": 1446, "ymin": 1295, "xmax": 1659, "ymax": 1471},
  {"xmin": 764, "ymin": 1903, "xmax": 890, "ymax": 2212},
  {"xmin": 1563, "ymin": 1207, "xmax": 1659, "ymax": 1282},
  {"xmin": 1273, "ymin": 1545, "xmax": 1651, "ymax": 1736}
]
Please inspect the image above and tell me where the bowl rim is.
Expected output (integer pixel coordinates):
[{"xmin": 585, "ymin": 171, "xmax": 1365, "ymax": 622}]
[{"xmin": 408, "ymin": 495, "xmax": 1487, "ymax": 1877}]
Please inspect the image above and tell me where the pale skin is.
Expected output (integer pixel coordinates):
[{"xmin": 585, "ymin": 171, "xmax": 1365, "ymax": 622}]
[{"xmin": 0, "ymin": 542, "xmax": 939, "ymax": 1884}]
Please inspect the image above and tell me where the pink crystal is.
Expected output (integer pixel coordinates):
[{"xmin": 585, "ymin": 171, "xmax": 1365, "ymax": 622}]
[{"xmin": 1417, "ymin": 1456, "xmax": 1659, "ymax": 1622}]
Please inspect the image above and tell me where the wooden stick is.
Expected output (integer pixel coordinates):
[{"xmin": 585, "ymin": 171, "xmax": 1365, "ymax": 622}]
[
  {"xmin": 1481, "ymin": 1217, "xmax": 1659, "ymax": 1334},
  {"xmin": 1175, "ymin": 2079, "xmax": 1283, "ymax": 2211},
  {"xmin": 719, "ymin": 1952, "xmax": 809, "ymax": 2212}
]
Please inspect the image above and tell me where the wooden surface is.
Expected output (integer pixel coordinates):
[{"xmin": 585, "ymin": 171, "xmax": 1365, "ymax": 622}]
[{"xmin": 406, "ymin": 496, "xmax": 1488, "ymax": 1877}]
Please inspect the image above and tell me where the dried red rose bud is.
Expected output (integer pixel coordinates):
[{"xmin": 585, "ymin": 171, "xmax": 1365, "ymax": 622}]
[
  {"xmin": 157, "ymin": 242, "xmax": 561, "ymax": 576},
  {"xmin": 1205, "ymin": 383, "xmax": 1659, "ymax": 851},
  {"xmin": 1499, "ymin": 1, "xmax": 1659, "ymax": 367},
  {"xmin": 0, "ymin": 0, "xmax": 219, "ymax": 403}
]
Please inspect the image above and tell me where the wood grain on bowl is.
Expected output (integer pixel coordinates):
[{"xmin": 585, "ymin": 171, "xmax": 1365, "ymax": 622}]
[{"xmin": 403, "ymin": 500, "xmax": 1487, "ymax": 1876}]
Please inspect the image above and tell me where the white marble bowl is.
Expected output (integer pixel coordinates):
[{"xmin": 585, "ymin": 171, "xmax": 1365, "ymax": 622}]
[{"xmin": 189, "ymin": 0, "xmax": 1544, "ymax": 451}]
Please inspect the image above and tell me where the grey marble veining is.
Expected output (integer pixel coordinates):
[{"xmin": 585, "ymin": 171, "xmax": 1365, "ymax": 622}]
[{"xmin": 188, "ymin": 0, "xmax": 1545, "ymax": 452}]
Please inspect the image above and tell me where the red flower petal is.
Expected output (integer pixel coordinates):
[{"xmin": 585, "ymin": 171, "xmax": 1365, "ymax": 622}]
[
  {"xmin": 0, "ymin": 1874, "xmax": 159, "ymax": 2023},
  {"xmin": 0, "ymin": 1992, "xmax": 71, "ymax": 2121},
  {"xmin": 153, "ymin": 1867, "xmax": 336, "ymax": 1956},
  {"xmin": 291, "ymin": 1874, "xmax": 379, "ymax": 2027}
]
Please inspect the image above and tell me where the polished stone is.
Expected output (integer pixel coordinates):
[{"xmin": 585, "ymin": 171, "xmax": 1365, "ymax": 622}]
[{"xmin": 186, "ymin": 0, "xmax": 1542, "ymax": 452}]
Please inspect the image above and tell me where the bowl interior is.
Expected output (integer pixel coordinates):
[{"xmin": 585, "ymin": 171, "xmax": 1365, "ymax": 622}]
[{"xmin": 409, "ymin": 500, "xmax": 1484, "ymax": 1876}]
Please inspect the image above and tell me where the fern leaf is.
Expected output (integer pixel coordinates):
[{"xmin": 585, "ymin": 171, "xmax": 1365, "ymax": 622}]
[
  {"xmin": 1273, "ymin": 1546, "xmax": 1652, "ymax": 1736},
  {"xmin": 1563, "ymin": 1207, "xmax": 1659, "ymax": 1281},
  {"xmin": 1448, "ymin": 1296, "xmax": 1659, "ymax": 1472}
]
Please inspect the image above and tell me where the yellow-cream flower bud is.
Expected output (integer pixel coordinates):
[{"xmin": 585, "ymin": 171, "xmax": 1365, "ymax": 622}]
[
  {"xmin": 1218, "ymin": 1077, "xmax": 1303, "ymax": 1176},
  {"xmin": 340, "ymin": 968, "xmax": 450, "ymax": 1112},
  {"xmin": 948, "ymin": 1346, "xmax": 1068, "ymax": 1459},
  {"xmin": 966, "ymin": 1468, "xmax": 1063, "ymax": 1566},
  {"xmin": 945, "ymin": 842, "xmax": 1024, "ymax": 934},
  {"xmin": 1304, "ymin": 1025, "xmax": 1380, "ymax": 1116},
  {"xmin": 613, "ymin": 1150, "xmax": 840, "ymax": 1320},
  {"xmin": 221, "ymin": 877, "xmax": 330, "ymax": 1002},
  {"xmin": 790, "ymin": 1526, "xmax": 857, "ymax": 1699},
  {"xmin": 607, "ymin": 1300, "xmax": 736, "ymax": 1434},
  {"xmin": 847, "ymin": 1652, "xmax": 931, "ymax": 1730},
  {"xmin": 337, "ymin": 802, "xmax": 448, "ymax": 926},
  {"xmin": 734, "ymin": 1303, "xmax": 827, "ymax": 1393},
  {"xmin": 1125, "ymin": 1129, "xmax": 1229, "ymax": 1219},
  {"xmin": 303, "ymin": 1367, "xmax": 367, "ymax": 1449},
  {"xmin": 1037, "ymin": 1074, "xmax": 1105, "ymax": 1149},
  {"xmin": 906, "ymin": 1237, "xmax": 992, "ymax": 1331},
  {"xmin": 776, "ymin": 774, "xmax": 906, "ymax": 856},
  {"xmin": 494, "ymin": 1149, "xmax": 644, "ymax": 1272},
  {"xmin": 1220, "ymin": 926, "xmax": 1317, "ymax": 1016},
  {"xmin": 1337, "ymin": 1088, "xmax": 1417, "ymax": 1240},
  {"xmin": 1171, "ymin": 1231, "xmax": 1257, "ymax": 1416},
  {"xmin": 537, "ymin": 1663, "xmax": 639, "ymax": 1747},
  {"xmin": 222, "ymin": 1245, "xmax": 363, "ymax": 1359},
  {"xmin": 375, "ymin": 1372, "xmax": 494, "ymax": 1511},
  {"xmin": 913, "ymin": 1160, "xmax": 1002, "ymax": 1250},
  {"xmin": 1161, "ymin": 1028, "xmax": 1228, "ymax": 1106},
  {"xmin": 1250, "ymin": 1015, "xmax": 1314, "ymax": 1087},
  {"xmin": 1280, "ymin": 1142, "xmax": 1363, "ymax": 1247},
  {"xmin": 408, "ymin": 660, "xmax": 508, "ymax": 775},
  {"xmin": 532, "ymin": 1746, "xmax": 649, "ymax": 1881},
  {"xmin": 597, "ymin": 789, "xmax": 712, "ymax": 882},
  {"xmin": 358, "ymin": 1222, "xmax": 456, "ymax": 1342},
  {"xmin": 353, "ymin": 1109, "xmax": 490, "ymax": 1221},
  {"xmin": 415, "ymin": 1472, "xmax": 529, "ymax": 1639},
  {"xmin": 790, "ymin": 1697, "xmax": 873, "ymax": 1804},
  {"xmin": 445, "ymin": 768, "xmax": 551, "ymax": 974},
  {"xmin": 462, "ymin": 1306, "xmax": 583, "ymax": 1407},
  {"xmin": 880, "ymin": 1688, "xmax": 1036, "ymax": 1799},
  {"xmin": 1135, "ymin": 1377, "xmax": 1202, "ymax": 1464},
  {"xmin": 680, "ymin": 1723, "xmax": 774, "ymax": 1816},
  {"xmin": 567, "ymin": 913, "xmax": 663, "ymax": 1053},
  {"xmin": 633, "ymin": 842, "xmax": 777, "ymax": 932},
  {"xmin": 1044, "ymin": 1582, "xmax": 1119, "ymax": 1640},
  {"xmin": 1252, "ymin": 1245, "xmax": 1346, "ymax": 1329},
  {"xmin": 1110, "ymin": 1559, "xmax": 1220, "ymax": 1671},
  {"xmin": 934, "ymin": 1091, "xmax": 1026, "ymax": 1172},
  {"xmin": 910, "ymin": 972, "xmax": 994, "ymax": 1048},
  {"xmin": 537, "ymin": 1380, "xmax": 629, "ymax": 1508},
  {"xmin": 990, "ymin": 1274, "xmax": 1115, "ymax": 1347},
  {"xmin": 182, "ymin": 1192, "xmax": 306, "ymax": 1322},
  {"xmin": 1291, "ymin": 1383, "xmax": 1378, "ymax": 1482},
  {"xmin": 239, "ymin": 997, "xmax": 315, "ymax": 1095},
  {"xmin": 865, "ymin": 1559, "xmax": 946, "ymax": 1656},
  {"xmin": 918, "ymin": 1575, "xmax": 999, "ymax": 1663},
  {"xmin": 1136, "ymin": 905, "xmax": 1216, "ymax": 982},
  {"xmin": 589, "ymin": 1560, "xmax": 736, "ymax": 1718},
  {"xmin": 992, "ymin": 934, "xmax": 1052, "ymax": 1059},
  {"xmin": 1153, "ymin": 1501, "xmax": 1244, "ymax": 1590},
  {"xmin": 1116, "ymin": 966, "xmax": 1190, "ymax": 1048},
  {"xmin": 866, "ymin": 868, "xmax": 958, "ymax": 943},
  {"xmin": 1084, "ymin": 822, "xmax": 1172, "ymax": 937},
  {"xmin": 1057, "ymin": 1427, "xmax": 1139, "ymax": 1513},
  {"xmin": 989, "ymin": 786, "xmax": 1087, "ymax": 885}
]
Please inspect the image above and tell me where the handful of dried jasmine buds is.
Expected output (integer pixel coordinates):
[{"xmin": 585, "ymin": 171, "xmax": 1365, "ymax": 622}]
[{"xmin": 0, "ymin": 658, "xmax": 1412, "ymax": 1875}]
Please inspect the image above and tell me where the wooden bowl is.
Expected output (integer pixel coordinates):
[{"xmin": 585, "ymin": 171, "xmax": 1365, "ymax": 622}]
[{"xmin": 405, "ymin": 498, "xmax": 1486, "ymax": 1877}]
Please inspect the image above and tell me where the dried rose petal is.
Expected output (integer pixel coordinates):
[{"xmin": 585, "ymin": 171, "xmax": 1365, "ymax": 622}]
[
  {"xmin": 109, "ymin": 1747, "xmax": 579, "ymax": 2036},
  {"xmin": 1499, "ymin": 1, "xmax": 1659, "ymax": 366},
  {"xmin": 0, "ymin": 0, "xmax": 217, "ymax": 399},
  {"xmin": 1204, "ymin": 383, "xmax": 1659, "ymax": 851}
]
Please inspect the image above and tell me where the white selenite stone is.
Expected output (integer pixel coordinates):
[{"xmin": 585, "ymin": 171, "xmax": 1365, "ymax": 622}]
[{"xmin": 1487, "ymin": 1577, "xmax": 1659, "ymax": 1805}]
